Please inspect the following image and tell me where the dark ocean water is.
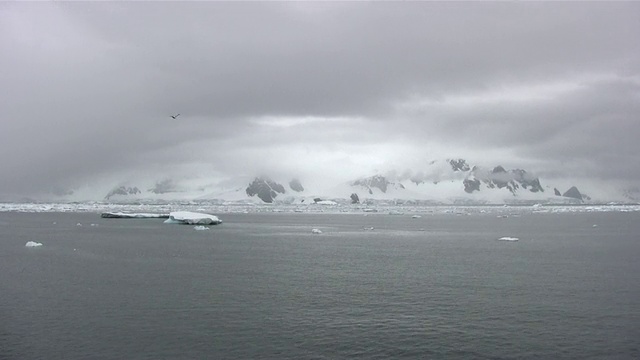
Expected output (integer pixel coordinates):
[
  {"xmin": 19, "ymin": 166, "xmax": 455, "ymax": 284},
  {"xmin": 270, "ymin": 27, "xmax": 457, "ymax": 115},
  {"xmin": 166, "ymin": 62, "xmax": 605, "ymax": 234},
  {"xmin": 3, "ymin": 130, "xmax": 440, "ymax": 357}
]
[{"xmin": 1, "ymin": 210, "xmax": 639, "ymax": 359}]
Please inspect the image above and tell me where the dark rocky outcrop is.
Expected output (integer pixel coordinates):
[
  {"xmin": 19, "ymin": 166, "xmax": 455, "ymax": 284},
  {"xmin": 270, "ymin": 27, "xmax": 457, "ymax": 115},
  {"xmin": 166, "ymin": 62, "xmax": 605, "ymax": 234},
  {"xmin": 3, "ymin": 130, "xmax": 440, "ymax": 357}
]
[
  {"xmin": 289, "ymin": 179, "xmax": 304, "ymax": 192},
  {"xmin": 449, "ymin": 159, "xmax": 470, "ymax": 172},
  {"xmin": 350, "ymin": 193, "xmax": 360, "ymax": 204},
  {"xmin": 490, "ymin": 166, "xmax": 510, "ymax": 189},
  {"xmin": 465, "ymin": 165, "xmax": 543, "ymax": 195},
  {"xmin": 562, "ymin": 186, "xmax": 583, "ymax": 201},
  {"xmin": 510, "ymin": 169, "xmax": 543, "ymax": 193},
  {"xmin": 463, "ymin": 178, "xmax": 481, "ymax": 193},
  {"xmin": 246, "ymin": 177, "xmax": 286, "ymax": 203},
  {"xmin": 105, "ymin": 186, "xmax": 141, "ymax": 200},
  {"xmin": 554, "ymin": 188, "xmax": 562, "ymax": 196}
]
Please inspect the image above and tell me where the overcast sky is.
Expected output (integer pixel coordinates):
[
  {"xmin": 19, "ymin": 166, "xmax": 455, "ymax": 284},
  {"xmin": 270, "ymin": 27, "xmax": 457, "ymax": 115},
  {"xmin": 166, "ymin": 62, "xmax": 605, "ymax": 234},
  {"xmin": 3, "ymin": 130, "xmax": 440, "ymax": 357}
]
[{"xmin": 1, "ymin": 1, "xmax": 639, "ymax": 198}]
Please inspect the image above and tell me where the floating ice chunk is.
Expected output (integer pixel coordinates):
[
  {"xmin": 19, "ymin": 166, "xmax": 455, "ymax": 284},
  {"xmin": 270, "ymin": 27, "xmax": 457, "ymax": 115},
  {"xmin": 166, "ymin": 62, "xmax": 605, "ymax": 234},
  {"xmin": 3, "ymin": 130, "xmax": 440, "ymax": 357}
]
[
  {"xmin": 498, "ymin": 237, "xmax": 519, "ymax": 241},
  {"xmin": 592, "ymin": 224, "xmax": 598, "ymax": 228},
  {"xmin": 311, "ymin": 228, "xmax": 322, "ymax": 234},
  {"xmin": 101, "ymin": 212, "xmax": 169, "ymax": 219},
  {"xmin": 364, "ymin": 227, "xmax": 375, "ymax": 231},
  {"xmin": 25, "ymin": 241, "xmax": 43, "ymax": 247},
  {"xmin": 163, "ymin": 211, "xmax": 222, "ymax": 225},
  {"xmin": 194, "ymin": 226, "xmax": 210, "ymax": 231},
  {"xmin": 412, "ymin": 215, "xmax": 422, "ymax": 219},
  {"xmin": 76, "ymin": 223, "xmax": 82, "ymax": 226}
]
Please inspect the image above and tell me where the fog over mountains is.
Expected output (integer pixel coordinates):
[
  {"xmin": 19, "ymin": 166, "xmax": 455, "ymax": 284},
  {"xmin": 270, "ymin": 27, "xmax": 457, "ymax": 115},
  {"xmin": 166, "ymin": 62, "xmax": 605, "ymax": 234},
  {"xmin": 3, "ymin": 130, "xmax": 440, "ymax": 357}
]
[{"xmin": 30, "ymin": 158, "xmax": 638, "ymax": 205}]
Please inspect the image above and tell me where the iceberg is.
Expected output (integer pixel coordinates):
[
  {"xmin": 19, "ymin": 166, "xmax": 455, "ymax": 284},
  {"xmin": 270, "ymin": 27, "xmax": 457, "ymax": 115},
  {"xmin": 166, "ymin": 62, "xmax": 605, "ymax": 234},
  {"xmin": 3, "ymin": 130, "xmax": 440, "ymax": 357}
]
[
  {"xmin": 25, "ymin": 241, "xmax": 43, "ymax": 247},
  {"xmin": 311, "ymin": 228, "xmax": 323, "ymax": 234},
  {"xmin": 497, "ymin": 237, "xmax": 519, "ymax": 241},
  {"xmin": 315, "ymin": 200, "xmax": 338, "ymax": 205},
  {"xmin": 163, "ymin": 211, "xmax": 222, "ymax": 225},
  {"xmin": 101, "ymin": 212, "xmax": 169, "ymax": 219},
  {"xmin": 194, "ymin": 225, "xmax": 210, "ymax": 231}
]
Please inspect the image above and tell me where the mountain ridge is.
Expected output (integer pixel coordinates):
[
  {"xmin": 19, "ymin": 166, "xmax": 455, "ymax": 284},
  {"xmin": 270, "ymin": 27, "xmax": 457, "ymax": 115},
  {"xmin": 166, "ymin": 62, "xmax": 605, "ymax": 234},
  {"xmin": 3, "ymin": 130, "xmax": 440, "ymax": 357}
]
[{"xmin": 36, "ymin": 158, "xmax": 635, "ymax": 205}]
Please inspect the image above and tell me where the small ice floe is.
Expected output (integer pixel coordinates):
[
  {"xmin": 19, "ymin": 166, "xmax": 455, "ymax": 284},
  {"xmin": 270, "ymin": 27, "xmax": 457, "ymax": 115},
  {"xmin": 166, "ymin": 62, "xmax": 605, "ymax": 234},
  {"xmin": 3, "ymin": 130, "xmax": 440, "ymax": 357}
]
[
  {"xmin": 90, "ymin": 223, "xmax": 98, "ymax": 227},
  {"xmin": 592, "ymin": 224, "xmax": 598, "ymax": 228},
  {"xmin": 412, "ymin": 215, "xmax": 422, "ymax": 219},
  {"xmin": 364, "ymin": 227, "xmax": 375, "ymax": 231},
  {"xmin": 163, "ymin": 211, "xmax": 222, "ymax": 225},
  {"xmin": 418, "ymin": 228, "xmax": 426, "ymax": 232},
  {"xmin": 101, "ymin": 212, "xmax": 169, "ymax": 219},
  {"xmin": 194, "ymin": 226, "xmax": 210, "ymax": 231},
  {"xmin": 25, "ymin": 241, "xmax": 43, "ymax": 247},
  {"xmin": 52, "ymin": 222, "xmax": 57, "ymax": 225},
  {"xmin": 311, "ymin": 228, "xmax": 322, "ymax": 234},
  {"xmin": 76, "ymin": 223, "xmax": 82, "ymax": 227},
  {"xmin": 497, "ymin": 237, "xmax": 519, "ymax": 242}
]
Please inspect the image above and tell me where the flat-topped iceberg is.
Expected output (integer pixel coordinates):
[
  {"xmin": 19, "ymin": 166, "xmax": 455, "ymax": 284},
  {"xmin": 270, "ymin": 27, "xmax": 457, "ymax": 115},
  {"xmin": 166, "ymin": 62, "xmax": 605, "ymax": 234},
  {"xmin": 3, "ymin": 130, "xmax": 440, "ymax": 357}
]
[
  {"xmin": 26, "ymin": 241, "xmax": 43, "ymax": 247},
  {"xmin": 101, "ymin": 212, "xmax": 169, "ymax": 219},
  {"xmin": 498, "ymin": 237, "xmax": 519, "ymax": 241},
  {"xmin": 164, "ymin": 211, "xmax": 222, "ymax": 225}
]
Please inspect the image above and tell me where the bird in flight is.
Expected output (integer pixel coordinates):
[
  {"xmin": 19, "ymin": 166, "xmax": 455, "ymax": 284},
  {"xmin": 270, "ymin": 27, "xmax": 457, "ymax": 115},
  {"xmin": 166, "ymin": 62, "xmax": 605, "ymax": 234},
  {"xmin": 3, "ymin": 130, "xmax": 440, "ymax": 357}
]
[{"xmin": 170, "ymin": 114, "xmax": 180, "ymax": 119}]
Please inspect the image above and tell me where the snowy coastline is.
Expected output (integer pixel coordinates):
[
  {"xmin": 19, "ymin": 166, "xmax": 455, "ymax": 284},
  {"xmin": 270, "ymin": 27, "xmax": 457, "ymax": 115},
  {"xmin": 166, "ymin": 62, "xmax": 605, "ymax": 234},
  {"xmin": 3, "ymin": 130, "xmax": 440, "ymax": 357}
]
[{"xmin": 1, "ymin": 202, "xmax": 639, "ymax": 216}]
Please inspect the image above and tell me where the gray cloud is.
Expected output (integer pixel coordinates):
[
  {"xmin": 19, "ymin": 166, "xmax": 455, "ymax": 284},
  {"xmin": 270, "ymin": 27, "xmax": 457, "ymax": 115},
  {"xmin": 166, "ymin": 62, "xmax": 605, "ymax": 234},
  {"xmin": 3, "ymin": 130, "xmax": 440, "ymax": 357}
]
[{"xmin": 1, "ymin": 1, "xmax": 639, "ymax": 198}]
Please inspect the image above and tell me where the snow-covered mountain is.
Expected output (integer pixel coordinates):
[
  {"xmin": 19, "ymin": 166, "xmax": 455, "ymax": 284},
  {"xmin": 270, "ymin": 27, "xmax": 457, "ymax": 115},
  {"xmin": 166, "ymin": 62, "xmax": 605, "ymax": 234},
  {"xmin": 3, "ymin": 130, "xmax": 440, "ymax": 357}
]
[{"xmin": 37, "ymin": 158, "xmax": 635, "ymax": 205}]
